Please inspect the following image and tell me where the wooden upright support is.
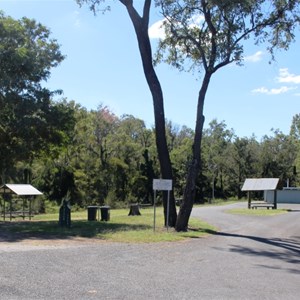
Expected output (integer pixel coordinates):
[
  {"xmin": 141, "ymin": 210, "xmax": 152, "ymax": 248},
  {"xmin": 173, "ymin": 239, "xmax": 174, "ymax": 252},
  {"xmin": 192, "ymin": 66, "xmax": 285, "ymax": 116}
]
[
  {"xmin": 274, "ymin": 190, "xmax": 277, "ymax": 209},
  {"xmin": 247, "ymin": 191, "xmax": 251, "ymax": 209}
]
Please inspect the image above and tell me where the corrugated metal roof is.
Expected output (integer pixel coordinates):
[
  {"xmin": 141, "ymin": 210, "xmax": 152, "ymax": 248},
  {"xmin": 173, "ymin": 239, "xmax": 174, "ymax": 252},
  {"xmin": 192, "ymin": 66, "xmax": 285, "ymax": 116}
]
[
  {"xmin": 0, "ymin": 184, "xmax": 43, "ymax": 195},
  {"xmin": 241, "ymin": 178, "xmax": 279, "ymax": 191}
]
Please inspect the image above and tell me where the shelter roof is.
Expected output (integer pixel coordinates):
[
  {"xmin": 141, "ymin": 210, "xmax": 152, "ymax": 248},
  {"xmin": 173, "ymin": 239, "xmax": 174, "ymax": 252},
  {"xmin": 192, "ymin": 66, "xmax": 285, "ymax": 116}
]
[
  {"xmin": 0, "ymin": 184, "xmax": 43, "ymax": 195},
  {"xmin": 241, "ymin": 178, "xmax": 279, "ymax": 191}
]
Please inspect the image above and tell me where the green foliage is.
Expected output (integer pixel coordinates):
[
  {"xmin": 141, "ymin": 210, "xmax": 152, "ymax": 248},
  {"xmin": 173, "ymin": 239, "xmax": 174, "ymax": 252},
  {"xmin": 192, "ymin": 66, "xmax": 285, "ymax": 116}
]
[
  {"xmin": 201, "ymin": 119, "xmax": 234, "ymax": 199},
  {"xmin": 198, "ymin": 117, "xmax": 300, "ymax": 202},
  {"xmin": 5, "ymin": 99, "xmax": 299, "ymax": 208},
  {"xmin": 260, "ymin": 130, "xmax": 297, "ymax": 184},
  {"xmin": 161, "ymin": 121, "xmax": 194, "ymax": 196},
  {"xmin": 155, "ymin": 0, "xmax": 300, "ymax": 72},
  {"xmin": 0, "ymin": 12, "xmax": 64, "ymax": 91},
  {"xmin": 290, "ymin": 113, "xmax": 300, "ymax": 139},
  {"xmin": 225, "ymin": 137, "xmax": 261, "ymax": 198},
  {"xmin": 0, "ymin": 12, "xmax": 70, "ymax": 183},
  {"xmin": 290, "ymin": 113, "xmax": 300, "ymax": 186}
]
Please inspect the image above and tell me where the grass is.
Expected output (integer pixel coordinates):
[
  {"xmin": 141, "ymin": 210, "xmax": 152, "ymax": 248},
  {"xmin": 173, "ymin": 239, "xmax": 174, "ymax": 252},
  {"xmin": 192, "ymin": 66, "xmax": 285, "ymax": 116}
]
[
  {"xmin": 225, "ymin": 208, "xmax": 289, "ymax": 216},
  {"xmin": 193, "ymin": 198, "xmax": 247, "ymax": 207},
  {"xmin": 0, "ymin": 207, "xmax": 216, "ymax": 243},
  {"xmin": 205, "ymin": 200, "xmax": 243, "ymax": 207}
]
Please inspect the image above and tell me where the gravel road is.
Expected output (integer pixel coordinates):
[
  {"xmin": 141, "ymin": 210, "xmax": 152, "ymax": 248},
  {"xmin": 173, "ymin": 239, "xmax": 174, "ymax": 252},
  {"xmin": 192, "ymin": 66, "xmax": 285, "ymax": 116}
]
[{"xmin": 0, "ymin": 202, "xmax": 299, "ymax": 300}]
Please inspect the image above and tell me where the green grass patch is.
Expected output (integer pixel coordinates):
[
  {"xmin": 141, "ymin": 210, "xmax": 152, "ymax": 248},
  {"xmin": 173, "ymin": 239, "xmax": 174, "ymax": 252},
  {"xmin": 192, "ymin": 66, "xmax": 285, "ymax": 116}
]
[
  {"xmin": 0, "ymin": 207, "xmax": 216, "ymax": 243},
  {"xmin": 194, "ymin": 198, "xmax": 247, "ymax": 207},
  {"xmin": 225, "ymin": 208, "xmax": 288, "ymax": 216}
]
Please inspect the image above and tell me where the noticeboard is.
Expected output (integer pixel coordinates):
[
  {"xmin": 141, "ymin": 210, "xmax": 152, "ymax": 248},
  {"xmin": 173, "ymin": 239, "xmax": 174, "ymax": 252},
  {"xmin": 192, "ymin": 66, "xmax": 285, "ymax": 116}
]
[
  {"xmin": 153, "ymin": 179, "xmax": 172, "ymax": 191},
  {"xmin": 241, "ymin": 178, "xmax": 279, "ymax": 191}
]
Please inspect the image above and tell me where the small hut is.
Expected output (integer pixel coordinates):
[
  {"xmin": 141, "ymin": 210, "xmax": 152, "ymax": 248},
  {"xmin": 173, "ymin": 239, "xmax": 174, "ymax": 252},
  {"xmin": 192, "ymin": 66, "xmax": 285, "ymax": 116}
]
[
  {"xmin": 0, "ymin": 184, "xmax": 43, "ymax": 221},
  {"xmin": 241, "ymin": 178, "xmax": 279, "ymax": 209}
]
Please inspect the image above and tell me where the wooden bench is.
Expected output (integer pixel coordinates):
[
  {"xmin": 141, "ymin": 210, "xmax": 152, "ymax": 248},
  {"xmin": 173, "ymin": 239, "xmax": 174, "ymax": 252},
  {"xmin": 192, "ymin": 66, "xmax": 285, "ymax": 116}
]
[{"xmin": 250, "ymin": 202, "xmax": 275, "ymax": 210}]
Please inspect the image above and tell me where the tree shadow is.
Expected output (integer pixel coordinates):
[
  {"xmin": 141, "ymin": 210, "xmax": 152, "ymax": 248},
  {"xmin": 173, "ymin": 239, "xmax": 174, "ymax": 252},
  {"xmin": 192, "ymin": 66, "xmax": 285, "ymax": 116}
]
[
  {"xmin": 286, "ymin": 209, "xmax": 300, "ymax": 212},
  {"xmin": 178, "ymin": 228, "xmax": 218, "ymax": 239},
  {"xmin": 0, "ymin": 220, "xmax": 152, "ymax": 243},
  {"xmin": 215, "ymin": 232, "xmax": 300, "ymax": 274}
]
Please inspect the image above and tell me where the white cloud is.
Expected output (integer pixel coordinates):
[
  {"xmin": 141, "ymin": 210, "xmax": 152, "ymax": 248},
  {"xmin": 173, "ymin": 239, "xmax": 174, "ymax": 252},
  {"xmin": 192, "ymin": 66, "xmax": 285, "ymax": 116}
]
[
  {"xmin": 252, "ymin": 87, "xmax": 268, "ymax": 94},
  {"xmin": 149, "ymin": 14, "xmax": 205, "ymax": 40},
  {"xmin": 252, "ymin": 86, "xmax": 297, "ymax": 95},
  {"xmin": 72, "ymin": 11, "xmax": 81, "ymax": 28},
  {"xmin": 188, "ymin": 14, "xmax": 205, "ymax": 28},
  {"xmin": 244, "ymin": 51, "xmax": 264, "ymax": 63},
  {"xmin": 277, "ymin": 68, "xmax": 300, "ymax": 84},
  {"xmin": 149, "ymin": 19, "xmax": 166, "ymax": 39},
  {"xmin": 252, "ymin": 68, "xmax": 300, "ymax": 96}
]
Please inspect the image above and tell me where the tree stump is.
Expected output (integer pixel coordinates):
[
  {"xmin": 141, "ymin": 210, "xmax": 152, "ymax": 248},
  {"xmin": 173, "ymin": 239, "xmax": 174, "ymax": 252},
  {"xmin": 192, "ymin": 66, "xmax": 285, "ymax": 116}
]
[{"xmin": 128, "ymin": 204, "xmax": 141, "ymax": 216}]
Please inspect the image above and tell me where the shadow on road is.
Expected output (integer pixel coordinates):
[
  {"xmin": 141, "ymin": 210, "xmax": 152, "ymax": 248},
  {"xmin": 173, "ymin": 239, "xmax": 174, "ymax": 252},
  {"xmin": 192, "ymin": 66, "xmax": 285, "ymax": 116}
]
[{"xmin": 215, "ymin": 232, "xmax": 300, "ymax": 274}]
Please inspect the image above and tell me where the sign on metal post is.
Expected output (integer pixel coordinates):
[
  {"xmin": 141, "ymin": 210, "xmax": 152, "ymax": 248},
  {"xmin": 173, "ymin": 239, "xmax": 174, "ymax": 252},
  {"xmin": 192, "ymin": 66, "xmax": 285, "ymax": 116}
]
[
  {"xmin": 153, "ymin": 179, "xmax": 172, "ymax": 191},
  {"xmin": 153, "ymin": 179, "xmax": 172, "ymax": 232}
]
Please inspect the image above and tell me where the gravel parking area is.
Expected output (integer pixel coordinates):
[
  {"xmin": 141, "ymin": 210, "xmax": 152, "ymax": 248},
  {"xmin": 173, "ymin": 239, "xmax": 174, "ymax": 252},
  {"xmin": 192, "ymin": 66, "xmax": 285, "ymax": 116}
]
[{"xmin": 1, "ymin": 202, "xmax": 299, "ymax": 300}]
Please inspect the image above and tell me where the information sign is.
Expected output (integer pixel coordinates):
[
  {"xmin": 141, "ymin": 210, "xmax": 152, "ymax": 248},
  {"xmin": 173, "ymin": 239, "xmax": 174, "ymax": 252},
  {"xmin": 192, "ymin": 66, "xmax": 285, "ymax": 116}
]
[{"xmin": 153, "ymin": 179, "xmax": 172, "ymax": 191}]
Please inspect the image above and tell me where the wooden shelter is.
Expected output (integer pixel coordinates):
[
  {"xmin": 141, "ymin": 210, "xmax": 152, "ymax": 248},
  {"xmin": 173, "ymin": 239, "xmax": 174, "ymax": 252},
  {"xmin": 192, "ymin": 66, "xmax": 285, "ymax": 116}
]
[
  {"xmin": 241, "ymin": 178, "xmax": 279, "ymax": 209},
  {"xmin": 0, "ymin": 184, "xmax": 43, "ymax": 221}
]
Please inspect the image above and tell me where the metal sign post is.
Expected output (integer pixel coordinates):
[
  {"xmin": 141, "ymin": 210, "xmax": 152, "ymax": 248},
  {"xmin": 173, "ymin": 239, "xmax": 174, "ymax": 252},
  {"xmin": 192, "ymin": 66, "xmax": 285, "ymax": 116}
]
[
  {"xmin": 153, "ymin": 179, "xmax": 172, "ymax": 232},
  {"xmin": 153, "ymin": 189, "xmax": 156, "ymax": 232}
]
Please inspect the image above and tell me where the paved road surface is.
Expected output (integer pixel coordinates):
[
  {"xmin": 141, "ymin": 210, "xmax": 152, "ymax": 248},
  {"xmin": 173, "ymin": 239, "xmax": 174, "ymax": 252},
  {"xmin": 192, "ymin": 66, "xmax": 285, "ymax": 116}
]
[{"xmin": 0, "ymin": 202, "xmax": 299, "ymax": 299}]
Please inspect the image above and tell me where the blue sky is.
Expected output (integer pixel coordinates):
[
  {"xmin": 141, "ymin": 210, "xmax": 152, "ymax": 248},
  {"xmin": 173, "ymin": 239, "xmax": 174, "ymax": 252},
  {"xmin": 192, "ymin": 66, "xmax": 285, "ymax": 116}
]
[{"xmin": 1, "ymin": 0, "xmax": 300, "ymax": 140}]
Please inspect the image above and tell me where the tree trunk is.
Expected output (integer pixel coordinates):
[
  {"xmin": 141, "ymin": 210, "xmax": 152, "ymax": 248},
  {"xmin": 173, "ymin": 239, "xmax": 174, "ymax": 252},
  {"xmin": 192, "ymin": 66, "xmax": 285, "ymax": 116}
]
[
  {"xmin": 122, "ymin": 0, "xmax": 177, "ymax": 226},
  {"xmin": 175, "ymin": 72, "xmax": 212, "ymax": 231}
]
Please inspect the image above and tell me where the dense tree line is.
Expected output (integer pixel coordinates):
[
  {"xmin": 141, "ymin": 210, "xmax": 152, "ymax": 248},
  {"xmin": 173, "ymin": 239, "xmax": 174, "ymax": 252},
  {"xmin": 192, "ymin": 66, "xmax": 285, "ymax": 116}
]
[{"xmin": 2, "ymin": 99, "xmax": 299, "ymax": 209}]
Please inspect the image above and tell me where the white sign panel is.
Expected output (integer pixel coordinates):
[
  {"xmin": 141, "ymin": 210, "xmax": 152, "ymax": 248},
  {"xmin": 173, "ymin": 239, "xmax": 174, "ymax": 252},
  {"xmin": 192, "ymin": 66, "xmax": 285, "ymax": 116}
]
[
  {"xmin": 241, "ymin": 178, "xmax": 279, "ymax": 191},
  {"xmin": 153, "ymin": 179, "xmax": 172, "ymax": 191}
]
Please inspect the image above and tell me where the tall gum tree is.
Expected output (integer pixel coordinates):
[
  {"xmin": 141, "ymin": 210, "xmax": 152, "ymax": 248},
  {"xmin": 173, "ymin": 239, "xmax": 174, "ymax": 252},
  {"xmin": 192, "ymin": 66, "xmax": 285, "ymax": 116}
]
[
  {"xmin": 154, "ymin": 0, "xmax": 300, "ymax": 231},
  {"xmin": 76, "ymin": 0, "xmax": 177, "ymax": 226}
]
